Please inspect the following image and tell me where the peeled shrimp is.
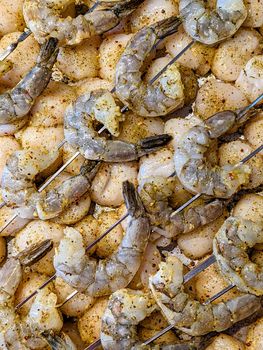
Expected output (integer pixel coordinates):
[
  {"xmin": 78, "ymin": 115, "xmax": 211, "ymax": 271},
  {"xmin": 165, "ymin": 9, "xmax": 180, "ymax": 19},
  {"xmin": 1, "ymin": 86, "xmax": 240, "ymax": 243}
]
[
  {"xmin": 149, "ymin": 256, "xmax": 261, "ymax": 336},
  {"xmin": 174, "ymin": 107, "xmax": 257, "ymax": 198},
  {"xmin": 100, "ymin": 288, "xmax": 157, "ymax": 350},
  {"xmin": 23, "ymin": 0, "xmax": 144, "ymax": 46},
  {"xmin": 214, "ymin": 216, "xmax": 263, "ymax": 296},
  {"xmin": 1, "ymin": 148, "xmax": 100, "ymax": 219},
  {"xmin": 0, "ymin": 240, "xmax": 63, "ymax": 349},
  {"xmin": 139, "ymin": 176, "xmax": 225, "ymax": 238},
  {"xmin": 179, "ymin": 0, "xmax": 247, "ymax": 45},
  {"xmin": 0, "ymin": 38, "xmax": 58, "ymax": 135},
  {"xmin": 54, "ymin": 181, "xmax": 150, "ymax": 297},
  {"xmin": 115, "ymin": 17, "xmax": 185, "ymax": 117},
  {"xmin": 64, "ymin": 90, "xmax": 172, "ymax": 161}
]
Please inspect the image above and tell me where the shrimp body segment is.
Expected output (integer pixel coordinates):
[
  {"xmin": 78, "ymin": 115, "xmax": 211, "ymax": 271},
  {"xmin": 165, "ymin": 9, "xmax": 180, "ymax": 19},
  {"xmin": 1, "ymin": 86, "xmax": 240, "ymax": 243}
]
[
  {"xmin": 54, "ymin": 181, "xmax": 151, "ymax": 297},
  {"xmin": 64, "ymin": 91, "xmax": 172, "ymax": 162},
  {"xmin": 214, "ymin": 216, "xmax": 263, "ymax": 296},
  {"xmin": 174, "ymin": 110, "xmax": 254, "ymax": 198},
  {"xmin": 23, "ymin": 0, "xmax": 144, "ymax": 46},
  {"xmin": 115, "ymin": 17, "xmax": 185, "ymax": 117},
  {"xmin": 0, "ymin": 38, "xmax": 58, "ymax": 130},
  {"xmin": 139, "ymin": 176, "xmax": 225, "ymax": 238},
  {"xmin": 149, "ymin": 256, "xmax": 261, "ymax": 336},
  {"xmin": 179, "ymin": 0, "xmax": 247, "ymax": 45},
  {"xmin": 2, "ymin": 148, "xmax": 100, "ymax": 220}
]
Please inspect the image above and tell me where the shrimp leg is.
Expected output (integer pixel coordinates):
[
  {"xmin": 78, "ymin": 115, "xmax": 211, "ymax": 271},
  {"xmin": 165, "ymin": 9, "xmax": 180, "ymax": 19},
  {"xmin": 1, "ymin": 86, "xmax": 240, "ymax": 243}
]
[{"xmin": 54, "ymin": 181, "xmax": 151, "ymax": 296}]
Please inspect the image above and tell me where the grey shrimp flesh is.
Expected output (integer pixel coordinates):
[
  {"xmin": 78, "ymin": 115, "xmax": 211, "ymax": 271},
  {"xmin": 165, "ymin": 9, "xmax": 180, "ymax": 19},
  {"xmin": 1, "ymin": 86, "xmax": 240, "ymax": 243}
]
[
  {"xmin": 139, "ymin": 176, "xmax": 225, "ymax": 238},
  {"xmin": 0, "ymin": 38, "xmax": 58, "ymax": 133},
  {"xmin": 54, "ymin": 181, "xmax": 151, "ymax": 297},
  {"xmin": 179, "ymin": 0, "xmax": 247, "ymax": 45},
  {"xmin": 214, "ymin": 216, "xmax": 263, "ymax": 296},
  {"xmin": 64, "ymin": 90, "xmax": 172, "ymax": 162},
  {"xmin": 23, "ymin": 0, "xmax": 144, "ymax": 46},
  {"xmin": 174, "ymin": 107, "xmax": 260, "ymax": 198},
  {"xmin": 115, "ymin": 16, "xmax": 186, "ymax": 117},
  {"xmin": 149, "ymin": 256, "xmax": 261, "ymax": 337},
  {"xmin": 1, "ymin": 148, "xmax": 100, "ymax": 219}
]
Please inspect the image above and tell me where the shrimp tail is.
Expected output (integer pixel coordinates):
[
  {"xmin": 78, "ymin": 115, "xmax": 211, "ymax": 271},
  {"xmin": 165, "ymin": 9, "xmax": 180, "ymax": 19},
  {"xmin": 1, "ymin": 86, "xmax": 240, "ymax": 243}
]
[
  {"xmin": 123, "ymin": 181, "xmax": 145, "ymax": 218},
  {"xmin": 137, "ymin": 134, "xmax": 172, "ymax": 156},
  {"xmin": 153, "ymin": 15, "xmax": 182, "ymax": 39},
  {"xmin": 102, "ymin": 0, "xmax": 145, "ymax": 17},
  {"xmin": 80, "ymin": 160, "xmax": 101, "ymax": 181},
  {"xmin": 16, "ymin": 239, "xmax": 53, "ymax": 267},
  {"xmin": 37, "ymin": 37, "xmax": 59, "ymax": 67}
]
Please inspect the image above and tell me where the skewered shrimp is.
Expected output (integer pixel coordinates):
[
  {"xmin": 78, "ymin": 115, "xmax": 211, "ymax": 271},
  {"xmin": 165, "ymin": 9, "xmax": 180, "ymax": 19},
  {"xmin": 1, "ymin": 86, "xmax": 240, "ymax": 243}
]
[
  {"xmin": 64, "ymin": 90, "xmax": 172, "ymax": 161},
  {"xmin": 23, "ymin": 0, "xmax": 144, "ymax": 46},
  {"xmin": 139, "ymin": 176, "xmax": 225, "ymax": 238},
  {"xmin": 179, "ymin": 0, "xmax": 248, "ymax": 45},
  {"xmin": 54, "ymin": 181, "xmax": 150, "ymax": 297},
  {"xmin": 1, "ymin": 147, "xmax": 100, "ymax": 219},
  {"xmin": 174, "ymin": 106, "xmax": 259, "ymax": 198},
  {"xmin": 149, "ymin": 256, "xmax": 261, "ymax": 336},
  {"xmin": 115, "ymin": 17, "xmax": 185, "ymax": 117},
  {"xmin": 0, "ymin": 38, "xmax": 58, "ymax": 135},
  {"xmin": 213, "ymin": 216, "xmax": 263, "ymax": 296},
  {"xmin": 0, "ymin": 240, "xmax": 61, "ymax": 349}
]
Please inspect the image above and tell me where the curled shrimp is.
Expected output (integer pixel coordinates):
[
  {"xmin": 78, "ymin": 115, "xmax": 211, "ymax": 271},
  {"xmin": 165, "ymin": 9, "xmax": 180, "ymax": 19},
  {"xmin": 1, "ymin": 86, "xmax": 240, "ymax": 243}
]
[
  {"xmin": 1, "ymin": 148, "xmax": 100, "ymax": 219},
  {"xmin": 115, "ymin": 17, "xmax": 186, "ymax": 117},
  {"xmin": 214, "ymin": 216, "xmax": 263, "ymax": 296},
  {"xmin": 54, "ymin": 181, "xmax": 151, "ymax": 297},
  {"xmin": 0, "ymin": 240, "xmax": 63, "ymax": 349},
  {"xmin": 23, "ymin": 0, "xmax": 144, "ymax": 46},
  {"xmin": 173, "ymin": 107, "xmax": 260, "ymax": 198},
  {"xmin": 139, "ymin": 176, "xmax": 225, "ymax": 238},
  {"xmin": 0, "ymin": 38, "xmax": 58, "ymax": 135},
  {"xmin": 179, "ymin": 0, "xmax": 247, "ymax": 45},
  {"xmin": 64, "ymin": 90, "xmax": 172, "ymax": 162},
  {"xmin": 149, "ymin": 255, "xmax": 261, "ymax": 336}
]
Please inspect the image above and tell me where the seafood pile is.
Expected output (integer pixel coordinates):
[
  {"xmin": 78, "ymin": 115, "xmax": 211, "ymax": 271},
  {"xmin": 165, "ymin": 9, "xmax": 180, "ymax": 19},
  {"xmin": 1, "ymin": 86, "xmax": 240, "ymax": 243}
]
[{"xmin": 0, "ymin": 0, "xmax": 262, "ymax": 349}]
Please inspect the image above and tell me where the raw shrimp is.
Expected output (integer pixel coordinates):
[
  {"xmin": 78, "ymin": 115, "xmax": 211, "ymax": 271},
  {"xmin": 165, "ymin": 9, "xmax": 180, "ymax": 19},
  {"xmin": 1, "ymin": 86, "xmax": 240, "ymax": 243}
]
[
  {"xmin": 213, "ymin": 216, "xmax": 263, "ymax": 296},
  {"xmin": 0, "ymin": 240, "xmax": 60, "ymax": 349},
  {"xmin": 174, "ymin": 106, "xmax": 259, "ymax": 198},
  {"xmin": 115, "ymin": 17, "xmax": 185, "ymax": 117},
  {"xmin": 179, "ymin": 0, "xmax": 247, "ymax": 45},
  {"xmin": 54, "ymin": 181, "xmax": 151, "ymax": 297},
  {"xmin": 23, "ymin": 0, "xmax": 144, "ymax": 46},
  {"xmin": 0, "ymin": 38, "xmax": 58, "ymax": 133},
  {"xmin": 64, "ymin": 90, "xmax": 172, "ymax": 161},
  {"xmin": 149, "ymin": 256, "xmax": 261, "ymax": 336},
  {"xmin": 100, "ymin": 288, "xmax": 157, "ymax": 350},
  {"xmin": 139, "ymin": 176, "xmax": 225, "ymax": 238},
  {"xmin": 1, "ymin": 148, "xmax": 100, "ymax": 219}
]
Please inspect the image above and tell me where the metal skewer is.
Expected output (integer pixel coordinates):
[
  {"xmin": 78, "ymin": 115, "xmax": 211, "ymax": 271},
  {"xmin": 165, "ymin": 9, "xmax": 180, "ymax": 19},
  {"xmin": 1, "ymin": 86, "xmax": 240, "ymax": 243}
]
[{"xmin": 0, "ymin": 29, "xmax": 32, "ymax": 62}]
